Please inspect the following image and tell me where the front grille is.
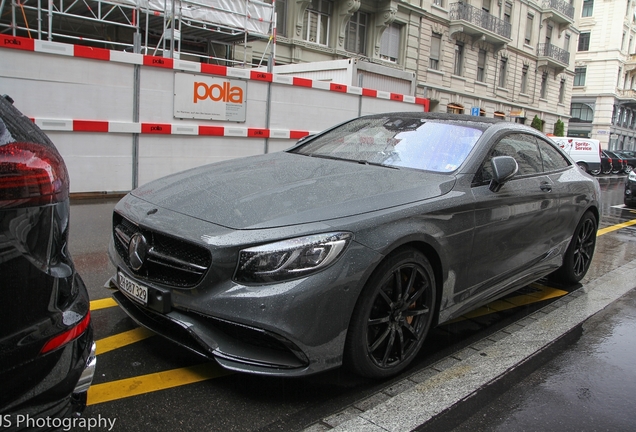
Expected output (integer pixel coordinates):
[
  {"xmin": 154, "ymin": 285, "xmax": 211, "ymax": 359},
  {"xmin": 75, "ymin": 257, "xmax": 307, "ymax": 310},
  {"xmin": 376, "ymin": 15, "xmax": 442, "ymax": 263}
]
[{"xmin": 113, "ymin": 212, "xmax": 212, "ymax": 287}]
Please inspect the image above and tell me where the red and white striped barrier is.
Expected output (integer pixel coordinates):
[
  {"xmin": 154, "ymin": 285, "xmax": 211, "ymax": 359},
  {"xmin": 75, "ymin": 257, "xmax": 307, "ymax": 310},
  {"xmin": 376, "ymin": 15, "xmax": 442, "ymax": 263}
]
[
  {"xmin": 1, "ymin": 35, "xmax": 430, "ymax": 110},
  {"xmin": 31, "ymin": 118, "xmax": 312, "ymax": 139}
]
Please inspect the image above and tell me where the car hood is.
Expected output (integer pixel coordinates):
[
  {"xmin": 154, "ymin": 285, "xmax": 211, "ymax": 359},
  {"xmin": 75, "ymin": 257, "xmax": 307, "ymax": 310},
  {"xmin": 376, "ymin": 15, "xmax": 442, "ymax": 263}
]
[{"xmin": 131, "ymin": 152, "xmax": 455, "ymax": 229}]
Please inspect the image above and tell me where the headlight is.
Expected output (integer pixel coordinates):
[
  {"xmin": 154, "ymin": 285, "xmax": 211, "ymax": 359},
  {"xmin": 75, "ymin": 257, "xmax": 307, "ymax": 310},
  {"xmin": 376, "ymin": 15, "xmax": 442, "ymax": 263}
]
[
  {"xmin": 629, "ymin": 171, "xmax": 636, "ymax": 182},
  {"xmin": 234, "ymin": 232, "xmax": 353, "ymax": 284}
]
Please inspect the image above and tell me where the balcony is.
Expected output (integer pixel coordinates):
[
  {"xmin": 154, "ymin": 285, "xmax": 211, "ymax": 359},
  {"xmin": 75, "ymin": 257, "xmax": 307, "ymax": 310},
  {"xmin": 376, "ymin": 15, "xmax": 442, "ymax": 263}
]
[
  {"xmin": 537, "ymin": 43, "xmax": 570, "ymax": 73},
  {"xmin": 449, "ymin": 3, "xmax": 511, "ymax": 50},
  {"xmin": 540, "ymin": 0, "xmax": 575, "ymax": 31},
  {"xmin": 625, "ymin": 54, "xmax": 636, "ymax": 72},
  {"xmin": 618, "ymin": 89, "xmax": 636, "ymax": 109}
]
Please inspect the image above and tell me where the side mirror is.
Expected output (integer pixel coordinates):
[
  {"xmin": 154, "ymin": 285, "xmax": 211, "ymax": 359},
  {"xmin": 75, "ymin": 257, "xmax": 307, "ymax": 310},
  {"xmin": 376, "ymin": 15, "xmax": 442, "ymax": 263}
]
[{"xmin": 489, "ymin": 156, "xmax": 518, "ymax": 192}]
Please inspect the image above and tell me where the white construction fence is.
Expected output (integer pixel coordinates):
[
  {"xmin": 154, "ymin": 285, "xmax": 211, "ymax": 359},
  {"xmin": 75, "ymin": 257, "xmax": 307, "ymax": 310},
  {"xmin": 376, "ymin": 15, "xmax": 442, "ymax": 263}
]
[{"xmin": 0, "ymin": 35, "xmax": 429, "ymax": 193}]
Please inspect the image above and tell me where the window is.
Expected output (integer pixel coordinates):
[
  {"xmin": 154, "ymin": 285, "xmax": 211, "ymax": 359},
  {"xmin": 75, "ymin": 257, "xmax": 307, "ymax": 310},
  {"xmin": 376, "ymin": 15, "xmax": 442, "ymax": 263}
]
[
  {"xmin": 380, "ymin": 23, "xmax": 401, "ymax": 62},
  {"xmin": 454, "ymin": 41, "xmax": 464, "ymax": 76},
  {"xmin": 482, "ymin": 0, "xmax": 491, "ymax": 13},
  {"xmin": 540, "ymin": 73, "xmax": 548, "ymax": 99},
  {"xmin": 303, "ymin": 0, "xmax": 331, "ymax": 45},
  {"xmin": 521, "ymin": 65, "xmax": 529, "ymax": 93},
  {"xmin": 545, "ymin": 25, "xmax": 553, "ymax": 46},
  {"xmin": 564, "ymin": 34, "xmax": 570, "ymax": 52},
  {"xmin": 477, "ymin": 49, "xmax": 487, "ymax": 82},
  {"xmin": 525, "ymin": 14, "xmax": 534, "ymax": 45},
  {"xmin": 433, "ymin": 0, "xmax": 443, "ymax": 6},
  {"xmin": 570, "ymin": 103, "xmax": 594, "ymax": 122},
  {"xmin": 574, "ymin": 67, "xmax": 586, "ymax": 86},
  {"xmin": 447, "ymin": 103, "xmax": 464, "ymax": 114},
  {"xmin": 430, "ymin": 33, "xmax": 441, "ymax": 70},
  {"xmin": 622, "ymin": 32, "xmax": 627, "ymax": 51},
  {"xmin": 582, "ymin": 0, "xmax": 593, "ymax": 17},
  {"xmin": 504, "ymin": 2, "xmax": 512, "ymax": 24},
  {"xmin": 494, "ymin": 111, "xmax": 506, "ymax": 119},
  {"xmin": 539, "ymin": 138, "xmax": 570, "ymax": 171},
  {"xmin": 475, "ymin": 134, "xmax": 543, "ymax": 184},
  {"xmin": 274, "ymin": 0, "xmax": 287, "ymax": 37},
  {"xmin": 618, "ymin": 66, "xmax": 623, "ymax": 88},
  {"xmin": 498, "ymin": 57, "xmax": 507, "ymax": 88},
  {"xmin": 559, "ymin": 79, "xmax": 566, "ymax": 103},
  {"xmin": 345, "ymin": 11, "xmax": 367, "ymax": 54},
  {"xmin": 578, "ymin": 32, "xmax": 590, "ymax": 51}
]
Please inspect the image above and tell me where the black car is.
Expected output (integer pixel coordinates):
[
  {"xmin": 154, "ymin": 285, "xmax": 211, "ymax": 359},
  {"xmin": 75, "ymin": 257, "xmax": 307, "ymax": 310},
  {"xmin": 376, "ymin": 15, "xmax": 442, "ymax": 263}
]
[
  {"xmin": 613, "ymin": 150, "xmax": 636, "ymax": 173},
  {"xmin": 0, "ymin": 95, "xmax": 95, "ymax": 429},
  {"xmin": 625, "ymin": 170, "xmax": 636, "ymax": 208},
  {"xmin": 107, "ymin": 112, "xmax": 600, "ymax": 379},
  {"xmin": 604, "ymin": 150, "xmax": 627, "ymax": 174}
]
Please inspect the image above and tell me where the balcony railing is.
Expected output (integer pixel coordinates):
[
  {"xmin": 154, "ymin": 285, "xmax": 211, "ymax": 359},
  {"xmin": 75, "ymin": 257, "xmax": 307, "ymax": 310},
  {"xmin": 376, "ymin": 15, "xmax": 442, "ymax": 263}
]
[
  {"xmin": 449, "ymin": 3, "xmax": 512, "ymax": 40},
  {"xmin": 542, "ymin": 0, "xmax": 575, "ymax": 20},
  {"xmin": 537, "ymin": 43, "xmax": 570, "ymax": 65}
]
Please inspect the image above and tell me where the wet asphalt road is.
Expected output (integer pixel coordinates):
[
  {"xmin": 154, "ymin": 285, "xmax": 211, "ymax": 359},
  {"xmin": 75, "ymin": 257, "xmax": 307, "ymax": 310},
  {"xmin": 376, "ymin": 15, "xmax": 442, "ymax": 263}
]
[
  {"xmin": 449, "ymin": 287, "xmax": 636, "ymax": 432},
  {"xmin": 67, "ymin": 174, "xmax": 636, "ymax": 432}
]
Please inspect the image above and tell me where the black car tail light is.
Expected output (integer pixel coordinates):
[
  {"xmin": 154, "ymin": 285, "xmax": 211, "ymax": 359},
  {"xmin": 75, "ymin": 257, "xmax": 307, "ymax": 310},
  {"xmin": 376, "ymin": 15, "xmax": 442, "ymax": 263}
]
[
  {"xmin": 40, "ymin": 311, "xmax": 91, "ymax": 354},
  {"xmin": 0, "ymin": 141, "xmax": 69, "ymax": 209}
]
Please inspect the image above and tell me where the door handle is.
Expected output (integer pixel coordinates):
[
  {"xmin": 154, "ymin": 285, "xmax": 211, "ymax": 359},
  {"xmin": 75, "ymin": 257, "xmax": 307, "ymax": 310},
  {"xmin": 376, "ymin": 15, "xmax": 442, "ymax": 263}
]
[{"xmin": 540, "ymin": 182, "xmax": 552, "ymax": 192}]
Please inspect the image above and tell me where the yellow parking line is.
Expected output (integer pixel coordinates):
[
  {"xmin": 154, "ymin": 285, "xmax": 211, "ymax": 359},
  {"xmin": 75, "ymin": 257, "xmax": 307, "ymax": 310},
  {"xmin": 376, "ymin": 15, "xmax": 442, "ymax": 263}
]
[
  {"xmin": 597, "ymin": 218, "xmax": 636, "ymax": 236},
  {"xmin": 96, "ymin": 327, "xmax": 156, "ymax": 356},
  {"xmin": 90, "ymin": 297, "xmax": 118, "ymax": 311},
  {"xmin": 87, "ymin": 363, "xmax": 232, "ymax": 405}
]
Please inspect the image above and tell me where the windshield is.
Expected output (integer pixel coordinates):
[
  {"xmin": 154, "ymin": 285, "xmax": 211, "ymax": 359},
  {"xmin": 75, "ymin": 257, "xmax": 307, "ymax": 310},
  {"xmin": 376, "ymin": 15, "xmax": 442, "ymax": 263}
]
[{"xmin": 290, "ymin": 117, "xmax": 483, "ymax": 173}]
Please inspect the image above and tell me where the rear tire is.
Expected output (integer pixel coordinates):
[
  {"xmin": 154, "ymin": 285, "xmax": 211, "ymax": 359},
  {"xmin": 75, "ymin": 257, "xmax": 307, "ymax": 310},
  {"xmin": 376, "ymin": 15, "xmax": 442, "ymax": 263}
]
[
  {"xmin": 344, "ymin": 248, "xmax": 436, "ymax": 379},
  {"xmin": 550, "ymin": 212, "xmax": 597, "ymax": 284}
]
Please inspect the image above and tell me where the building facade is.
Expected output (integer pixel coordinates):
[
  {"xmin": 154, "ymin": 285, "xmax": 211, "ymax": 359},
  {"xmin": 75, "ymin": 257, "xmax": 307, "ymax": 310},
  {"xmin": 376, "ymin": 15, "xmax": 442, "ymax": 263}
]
[
  {"xmin": 249, "ymin": 0, "xmax": 579, "ymax": 132},
  {"xmin": 569, "ymin": 0, "xmax": 636, "ymax": 150}
]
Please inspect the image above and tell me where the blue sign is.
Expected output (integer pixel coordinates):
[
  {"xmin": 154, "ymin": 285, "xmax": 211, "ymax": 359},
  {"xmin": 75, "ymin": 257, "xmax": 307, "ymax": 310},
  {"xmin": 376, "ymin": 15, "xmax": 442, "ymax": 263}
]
[{"xmin": 471, "ymin": 107, "xmax": 480, "ymax": 116}]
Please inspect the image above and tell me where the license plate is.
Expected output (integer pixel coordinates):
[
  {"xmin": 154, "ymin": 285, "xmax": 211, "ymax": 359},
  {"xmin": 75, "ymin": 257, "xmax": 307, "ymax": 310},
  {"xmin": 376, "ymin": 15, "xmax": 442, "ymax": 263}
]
[{"xmin": 118, "ymin": 271, "xmax": 148, "ymax": 305}]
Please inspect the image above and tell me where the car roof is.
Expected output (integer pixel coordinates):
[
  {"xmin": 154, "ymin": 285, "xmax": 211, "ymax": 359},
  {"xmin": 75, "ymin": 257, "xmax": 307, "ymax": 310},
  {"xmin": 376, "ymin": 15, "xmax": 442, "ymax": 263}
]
[{"xmin": 361, "ymin": 112, "xmax": 534, "ymax": 133}]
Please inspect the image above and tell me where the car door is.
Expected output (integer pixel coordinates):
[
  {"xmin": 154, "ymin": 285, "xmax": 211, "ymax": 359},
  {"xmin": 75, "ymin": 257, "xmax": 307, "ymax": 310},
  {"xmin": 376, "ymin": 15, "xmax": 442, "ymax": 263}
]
[
  {"xmin": 537, "ymin": 135, "xmax": 588, "ymax": 246},
  {"xmin": 468, "ymin": 132, "xmax": 561, "ymax": 293}
]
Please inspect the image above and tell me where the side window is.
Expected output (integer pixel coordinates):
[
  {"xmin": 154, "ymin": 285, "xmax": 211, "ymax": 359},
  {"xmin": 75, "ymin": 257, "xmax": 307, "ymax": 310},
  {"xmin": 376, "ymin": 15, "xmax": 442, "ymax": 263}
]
[
  {"xmin": 537, "ymin": 137, "xmax": 571, "ymax": 172},
  {"xmin": 474, "ymin": 133, "xmax": 543, "ymax": 184}
]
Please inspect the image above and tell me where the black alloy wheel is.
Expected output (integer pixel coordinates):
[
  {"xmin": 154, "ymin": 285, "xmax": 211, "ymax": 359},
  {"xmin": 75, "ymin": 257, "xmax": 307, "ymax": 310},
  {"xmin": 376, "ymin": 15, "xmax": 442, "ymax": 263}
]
[
  {"xmin": 602, "ymin": 165, "xmax": 612, "ymax": 175},
  {"xmin": 345, "ymin": 248, "xmax": 436, "ymax": 378},
  {"xmin": 551, "ymin": 212, "xmax": 597, "ymax": 284}
]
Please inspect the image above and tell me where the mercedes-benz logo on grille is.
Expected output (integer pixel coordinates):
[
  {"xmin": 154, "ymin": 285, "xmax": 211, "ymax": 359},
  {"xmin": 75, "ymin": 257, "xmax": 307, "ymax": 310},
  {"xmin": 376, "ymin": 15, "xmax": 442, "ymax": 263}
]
[{"xmin": 128, "ymin": 233, "xmax": 148, "ymax": 271}]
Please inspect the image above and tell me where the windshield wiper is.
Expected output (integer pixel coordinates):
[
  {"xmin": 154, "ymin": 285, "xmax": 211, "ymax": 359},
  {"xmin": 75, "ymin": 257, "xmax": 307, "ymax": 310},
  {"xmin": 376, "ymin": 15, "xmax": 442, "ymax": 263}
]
[
  {"xmin": 358, "ymin": 160, "xmax": 399, "ymax": 169},
  {"xmin": 305, "ymin": 153, "xmax": 398, "ymax": 169}
]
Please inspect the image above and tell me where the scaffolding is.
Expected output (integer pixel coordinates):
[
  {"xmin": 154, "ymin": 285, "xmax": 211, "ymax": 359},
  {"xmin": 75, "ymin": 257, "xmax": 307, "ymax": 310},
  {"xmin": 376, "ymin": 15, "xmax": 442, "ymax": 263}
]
[{"xmin": 0, "ymin": 0, "xmax": 274, "ymax": 66}]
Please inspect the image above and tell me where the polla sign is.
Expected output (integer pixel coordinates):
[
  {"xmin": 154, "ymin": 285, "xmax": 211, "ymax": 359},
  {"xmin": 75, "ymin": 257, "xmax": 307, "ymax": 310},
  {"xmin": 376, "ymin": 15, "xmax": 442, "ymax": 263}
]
[{"xmin": 174, "ymin": 72, "xmax": 247, "ymax": 122}]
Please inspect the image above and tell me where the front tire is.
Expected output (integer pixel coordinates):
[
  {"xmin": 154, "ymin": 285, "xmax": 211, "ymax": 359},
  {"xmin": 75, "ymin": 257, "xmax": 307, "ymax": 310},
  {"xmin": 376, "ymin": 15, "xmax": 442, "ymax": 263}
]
[
  {"xmin": 344, "ymin": 248, "xmax": 436, "ymax": 379},
  {"xmin": 551, "ymin": 212, "xmax": 597, "ymax": 284}
]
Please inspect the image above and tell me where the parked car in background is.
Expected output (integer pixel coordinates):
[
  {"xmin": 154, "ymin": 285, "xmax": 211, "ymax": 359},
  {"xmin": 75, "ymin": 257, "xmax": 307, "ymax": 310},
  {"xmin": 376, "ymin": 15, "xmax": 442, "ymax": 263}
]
[
  {"xmin": 600, "ymin": 151, "xmax": 613, "ymax": 175},
  {"xmin": 613, "ymin": 150, "xmax": 636, "ymax": 173},
  {"xmin": 603, "ymin": 150, "xmax": 627, "ymax": 174},
  {"xmin": 626, "ymin": 170, "xmax": 636, "ymax": 208},
  {"xmin": 0, "ymin": 95, "xmax": 96, "ymax": 427},
  {"xmin": 107, "ymin": 113, "xmax": 600, "ymax": 379},
  {"xmin": 551, "ymin": 137, "xmax": 602, "ymax": 175}
]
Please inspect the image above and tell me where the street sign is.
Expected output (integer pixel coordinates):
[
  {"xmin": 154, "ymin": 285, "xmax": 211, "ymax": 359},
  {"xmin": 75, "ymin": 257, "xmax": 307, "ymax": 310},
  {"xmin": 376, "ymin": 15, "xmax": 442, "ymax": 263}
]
[{"xmin": 471, "ymin": 107, "xmax": 480, "ymax": 116}]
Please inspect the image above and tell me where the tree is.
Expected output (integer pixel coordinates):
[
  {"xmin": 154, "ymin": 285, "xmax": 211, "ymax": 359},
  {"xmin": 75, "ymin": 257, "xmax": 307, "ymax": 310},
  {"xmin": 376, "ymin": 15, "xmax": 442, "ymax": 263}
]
[
  {"xmin": 554, "ymin": 119, "xmax": 565, "ymax": 137},
  {"xmin": 531, "ymin": 115, "xmax": 543, "ymax": 131}
]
